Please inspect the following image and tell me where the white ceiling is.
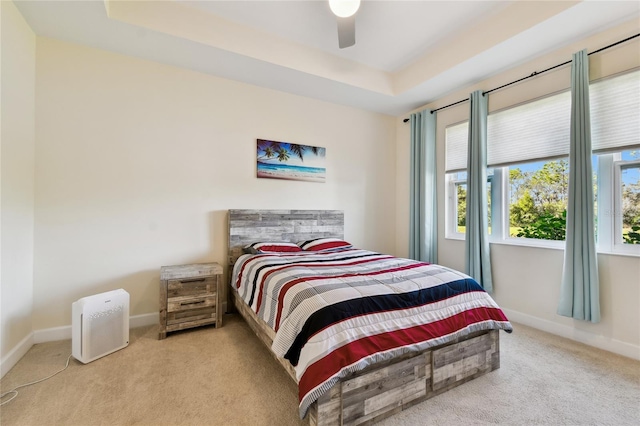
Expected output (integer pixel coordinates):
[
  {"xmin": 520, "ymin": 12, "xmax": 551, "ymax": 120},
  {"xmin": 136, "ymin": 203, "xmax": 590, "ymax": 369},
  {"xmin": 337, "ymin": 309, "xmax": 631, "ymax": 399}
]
[
  {"xmin": 14, "ymin": 1, "xmax": 640, "ymax": 116},
  {"xmin": 178, "ymin": 0, "xmax": 506, "ymax": 72}
]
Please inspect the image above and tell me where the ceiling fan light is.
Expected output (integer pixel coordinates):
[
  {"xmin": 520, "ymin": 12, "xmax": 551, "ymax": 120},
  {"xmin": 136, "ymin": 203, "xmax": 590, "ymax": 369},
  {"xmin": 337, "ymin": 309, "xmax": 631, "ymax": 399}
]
[{"xmin": 329, "ymin": 0, "xmax": 360, "ymax": 18}]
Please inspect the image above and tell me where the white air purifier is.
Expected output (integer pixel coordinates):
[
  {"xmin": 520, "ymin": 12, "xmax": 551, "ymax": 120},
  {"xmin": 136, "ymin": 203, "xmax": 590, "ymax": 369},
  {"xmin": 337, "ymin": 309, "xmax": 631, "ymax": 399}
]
[{"xmin": 72, "ymin": 289, "xmax": 130, "ymax": 364}]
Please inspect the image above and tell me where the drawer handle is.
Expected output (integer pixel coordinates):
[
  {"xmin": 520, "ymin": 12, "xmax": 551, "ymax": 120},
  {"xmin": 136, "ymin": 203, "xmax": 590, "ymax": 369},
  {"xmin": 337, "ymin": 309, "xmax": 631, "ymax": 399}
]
[
  {"xmin": 181, "ymin": 278, "xmax": 206, "ymax": 283},
  {"xmin": 181, "ymin": 300, "xmax": 206, "ymax": 306}
]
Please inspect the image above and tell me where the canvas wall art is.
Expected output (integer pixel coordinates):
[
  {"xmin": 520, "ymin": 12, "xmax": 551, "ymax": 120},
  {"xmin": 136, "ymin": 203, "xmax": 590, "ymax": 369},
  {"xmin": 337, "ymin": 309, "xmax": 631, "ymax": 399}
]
[{"xmin": 256, "ymin": 139, "xmax": 326, "ymax": 183}]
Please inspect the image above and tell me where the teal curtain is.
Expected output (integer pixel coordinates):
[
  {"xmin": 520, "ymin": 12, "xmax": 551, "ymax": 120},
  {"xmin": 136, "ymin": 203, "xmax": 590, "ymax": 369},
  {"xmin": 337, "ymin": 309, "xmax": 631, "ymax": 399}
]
[
  {"xmin": 409, "ymin": 109, "xmax": 438, "ymax": 264},
  {"xmin": 558, "ymin": 50, "xmax": 600, "ymax": 323},
  {"xmin": 465, "ymin": 91, "xmax": 493, "ymax": 292}
]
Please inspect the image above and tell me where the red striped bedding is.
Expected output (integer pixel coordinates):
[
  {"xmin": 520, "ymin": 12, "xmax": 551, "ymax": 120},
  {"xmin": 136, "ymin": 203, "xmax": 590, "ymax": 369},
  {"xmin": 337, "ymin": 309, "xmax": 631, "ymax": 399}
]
[{"xmin": 232, "ymin": 248, "xmax": 513, "ymax": 418}]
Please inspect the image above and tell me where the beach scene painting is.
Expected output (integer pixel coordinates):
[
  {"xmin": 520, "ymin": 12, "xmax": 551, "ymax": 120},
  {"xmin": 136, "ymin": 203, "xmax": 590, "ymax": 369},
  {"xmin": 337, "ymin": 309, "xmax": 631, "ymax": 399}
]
[{"xmin": 257, "ymin": 139, "xmax": 326, "ymax": 183}]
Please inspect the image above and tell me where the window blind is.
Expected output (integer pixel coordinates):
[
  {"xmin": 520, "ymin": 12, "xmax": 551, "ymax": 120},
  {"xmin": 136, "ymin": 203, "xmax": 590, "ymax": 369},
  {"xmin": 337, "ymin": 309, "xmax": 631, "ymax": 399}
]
[
  {"xmin": 590, "ymin": 70, "xmax": 640, "ymax": 153},
  {"xmin": 487, "ymin": 91, "xmax": 571, "ymax": 167},
  {"xmin": 444, "ymin": 69, "xmax": 640, "ymax": 172},
  {"xmin": 445, "ymin": 122, "xmax": 468, "ymax": 172}
]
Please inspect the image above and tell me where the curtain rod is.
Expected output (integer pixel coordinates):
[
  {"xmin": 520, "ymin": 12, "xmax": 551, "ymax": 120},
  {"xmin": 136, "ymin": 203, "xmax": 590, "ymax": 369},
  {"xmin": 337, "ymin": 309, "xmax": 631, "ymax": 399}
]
[{"xmin": 402, "ymin": 32, "xmax": 640, "ymax": 123}]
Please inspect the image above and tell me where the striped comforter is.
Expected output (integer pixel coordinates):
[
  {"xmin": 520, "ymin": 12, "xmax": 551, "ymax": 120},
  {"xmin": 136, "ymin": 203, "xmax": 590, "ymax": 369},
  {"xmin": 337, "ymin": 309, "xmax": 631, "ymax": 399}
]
[{"xmin": 232, "ymin": 248, "xmax": 512, "ymax": 418}]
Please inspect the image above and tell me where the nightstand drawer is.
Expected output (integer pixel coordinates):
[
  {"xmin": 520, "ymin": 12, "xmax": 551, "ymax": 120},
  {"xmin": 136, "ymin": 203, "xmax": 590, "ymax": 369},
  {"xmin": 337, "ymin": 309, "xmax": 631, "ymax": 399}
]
[
  {"xmin": 167, "ymin": 306, "xmax": 217, "ymax": 327},
  {"xmin": 167, "ymin": 294, "xmax": 217, "ymax": 313},
  {"xmin": 167, "ymin": 277, "xmax": 217, "ymax": 297}
]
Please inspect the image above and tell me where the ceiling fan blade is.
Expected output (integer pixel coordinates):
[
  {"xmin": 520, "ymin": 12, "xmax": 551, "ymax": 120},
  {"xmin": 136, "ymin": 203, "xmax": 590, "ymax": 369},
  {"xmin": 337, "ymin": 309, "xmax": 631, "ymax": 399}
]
[{"xmin": 336, "ymin": 15, "xmax": 356, "ymax": 49}]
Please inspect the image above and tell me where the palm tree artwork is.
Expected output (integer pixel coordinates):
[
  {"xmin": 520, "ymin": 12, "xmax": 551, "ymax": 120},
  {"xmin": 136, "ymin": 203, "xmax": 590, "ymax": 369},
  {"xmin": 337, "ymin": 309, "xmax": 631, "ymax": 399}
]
[{"xmin": 257, "ymin": 139, "xmax": 326, "ymax": 183}]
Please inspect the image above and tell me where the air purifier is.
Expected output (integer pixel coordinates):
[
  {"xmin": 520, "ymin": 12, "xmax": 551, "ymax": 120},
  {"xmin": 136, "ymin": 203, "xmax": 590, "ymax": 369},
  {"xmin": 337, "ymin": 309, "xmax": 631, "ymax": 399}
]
[{"xmin": 72, "ymin": 289, "xmax": 130, "ymax": 364}]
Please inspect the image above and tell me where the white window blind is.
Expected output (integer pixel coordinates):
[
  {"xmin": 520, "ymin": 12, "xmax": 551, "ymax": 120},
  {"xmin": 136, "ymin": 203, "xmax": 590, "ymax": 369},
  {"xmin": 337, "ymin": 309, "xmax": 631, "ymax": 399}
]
[
  {"xmin": 487, "ymin": 92, "xmax": 571, "ymax": 167},
  {"xmin": 444, "ymin": 69, "xmax": 640, "ymax": 172},
  {"xmin": 590, "ymin": 69, "xmax": 640, "ymax": 153},
  {"xmin": 445, "ymin": 122, "xmax": 468, "ymax": 172}
]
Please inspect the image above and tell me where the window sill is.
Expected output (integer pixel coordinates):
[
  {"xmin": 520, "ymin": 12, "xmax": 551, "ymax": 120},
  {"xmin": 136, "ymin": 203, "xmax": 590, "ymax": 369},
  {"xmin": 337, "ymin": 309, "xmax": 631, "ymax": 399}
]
[
  {"xmin": 597, "ymin": 249, "xmax": 640, "ymax": 259},
  {"xmin": 444, "ymin": 234, "xmax": 564, "ymax": 250},
  {"xmin": 490, "ymin": 238, "xmax": 564, "ymax": 251},
  {"xmin": 444, "ymin": 236, "xmax": 640, "ymax": 258}
]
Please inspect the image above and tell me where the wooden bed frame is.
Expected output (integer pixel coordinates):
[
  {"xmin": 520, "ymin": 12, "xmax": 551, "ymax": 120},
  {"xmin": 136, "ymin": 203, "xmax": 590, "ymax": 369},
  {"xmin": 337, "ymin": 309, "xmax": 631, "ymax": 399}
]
[{"xmin": 228, "ymin": 209, "xmax": 501, "ymax": 426}]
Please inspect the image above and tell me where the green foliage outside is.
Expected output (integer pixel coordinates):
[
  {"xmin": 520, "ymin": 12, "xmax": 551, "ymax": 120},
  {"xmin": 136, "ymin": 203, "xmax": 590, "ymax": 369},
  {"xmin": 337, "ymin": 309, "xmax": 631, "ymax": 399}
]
[
  {"xmin": 456, "ymin": 183, "xmax": 491, "ymax": 230},
  {"xmin": 509, "ymin": 160, "xmax": 569, "ymax": 241},
  {"xmin": 623, "ymin": 225, "xmax": 640, "ymax": 244},
  {"xmin": 456, "ymin": 155, "xmax": 640, "ymax": 244},
  {"xmin": 516, "ymin": 210, "xmax": 566, "ymax": 240},
  {"xmin": 457, "ymin": 184, "xmax": 466, "ymax": 227},
  {"xmin": 621, "ymin": 162, "xmax": 640, "ymax": 244},
  {"xmin": 455, "ymin": 159, "xmax": 570, "ymax": 241}
]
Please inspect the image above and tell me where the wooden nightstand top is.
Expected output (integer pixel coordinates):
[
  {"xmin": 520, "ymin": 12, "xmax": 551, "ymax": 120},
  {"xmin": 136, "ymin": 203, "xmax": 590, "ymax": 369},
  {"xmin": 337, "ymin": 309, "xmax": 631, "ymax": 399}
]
[{"xmin": 160, "ymin": 262, "xmax": 223, "ymax": 280}]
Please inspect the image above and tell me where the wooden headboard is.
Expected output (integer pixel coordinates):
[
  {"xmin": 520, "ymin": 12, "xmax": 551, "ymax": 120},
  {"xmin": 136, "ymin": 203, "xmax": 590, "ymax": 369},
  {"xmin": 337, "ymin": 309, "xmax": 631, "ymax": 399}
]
[{"xmin": 228, "ymin": 209, "xmax": 344, "ymax": 265}]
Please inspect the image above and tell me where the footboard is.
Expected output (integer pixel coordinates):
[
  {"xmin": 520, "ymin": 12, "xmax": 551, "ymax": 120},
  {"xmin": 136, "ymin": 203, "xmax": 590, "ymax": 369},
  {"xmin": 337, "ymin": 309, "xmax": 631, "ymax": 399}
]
[{"xmin": 230, "ymin": 288, "xmax": 501, "ymax": 426}]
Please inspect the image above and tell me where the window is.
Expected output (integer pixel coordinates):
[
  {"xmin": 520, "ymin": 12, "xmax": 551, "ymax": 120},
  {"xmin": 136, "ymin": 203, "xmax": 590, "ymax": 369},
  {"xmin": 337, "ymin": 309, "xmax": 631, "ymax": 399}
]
[
  {"xmin": 598, "ymin": 150, "xmax": 640, "ymax": 253},
  {"xmin": 445, "ymin": 69, "xmax": 640, "ymax": 255},
  {"xmin": 449, "ymin": 171, "xmax": 467, "ymax": 234},
  {"xmin": 508, "ymin": 159, "xmax": 569, "ymax": 241},
  {"xmin": 620, "ymin": 159, "xmax": 640, "ymax": 245},
  {"xmin": 447, "ymin": 170, "xmax": 493, "ymax": 237}
]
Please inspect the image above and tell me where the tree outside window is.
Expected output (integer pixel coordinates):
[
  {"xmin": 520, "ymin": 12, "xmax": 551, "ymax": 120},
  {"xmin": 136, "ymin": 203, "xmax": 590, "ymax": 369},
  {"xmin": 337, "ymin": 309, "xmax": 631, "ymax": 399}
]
[
  {"xmin": 621, "ymin": 156, "xmax": 640, "ymax": 244},
  {"xmin": 509, "ymin": 159, "xmax": 569, "ymax": 240}
]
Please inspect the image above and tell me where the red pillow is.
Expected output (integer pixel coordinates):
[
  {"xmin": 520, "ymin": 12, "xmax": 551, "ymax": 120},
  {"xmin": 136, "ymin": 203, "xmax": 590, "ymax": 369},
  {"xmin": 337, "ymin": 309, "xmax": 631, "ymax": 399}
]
[
  {"xmin": 298, "ymin": 238, "xmax": 352, "ymax": 252},
  {"xmin": 243, "ymin": 242, "xmax": 302, "ymax": 254}
]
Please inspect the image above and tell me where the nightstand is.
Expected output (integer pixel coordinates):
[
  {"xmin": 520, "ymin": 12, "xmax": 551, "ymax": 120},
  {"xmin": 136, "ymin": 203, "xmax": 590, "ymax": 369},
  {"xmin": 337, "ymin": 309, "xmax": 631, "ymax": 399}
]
[{"xmin": 159, "ymin": 262, "xmax": 223, "ymax": 339}]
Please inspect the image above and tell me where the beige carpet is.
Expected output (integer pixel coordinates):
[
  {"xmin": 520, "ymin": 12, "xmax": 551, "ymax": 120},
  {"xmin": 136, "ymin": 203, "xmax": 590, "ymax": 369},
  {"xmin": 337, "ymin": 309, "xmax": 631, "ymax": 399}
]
[{"xmin": 1, "ymin": 314, "xmax": 639, "ymax": 426}]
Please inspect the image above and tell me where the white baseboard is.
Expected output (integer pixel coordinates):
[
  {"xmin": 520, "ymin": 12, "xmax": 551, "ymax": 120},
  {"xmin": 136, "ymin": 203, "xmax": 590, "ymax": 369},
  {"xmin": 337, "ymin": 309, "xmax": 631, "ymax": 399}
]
[
  {"xmin": 1, "ymin": 312, "xmax": 159, "ymax": 378},
  {"xmin": 32, "ymin": 312, "xmax": 159, "ymax": 343},
  {"xmin": 129, "ymin": 312, "xmax": 159, "ymax": 329},
  {"xmin": 34, "ymin": 312, "xmax": 159, "ymax": 343},
  {"xmin": 0, "ymin": 332, "xmax": 34, "ymax": 379},
  {"xmin": 33, "ymin": 324, "xmax": 71, "ymax": 344},
  {"xmin": 502, "ymin": 308, "xmax": 640, "ymax": 361}
]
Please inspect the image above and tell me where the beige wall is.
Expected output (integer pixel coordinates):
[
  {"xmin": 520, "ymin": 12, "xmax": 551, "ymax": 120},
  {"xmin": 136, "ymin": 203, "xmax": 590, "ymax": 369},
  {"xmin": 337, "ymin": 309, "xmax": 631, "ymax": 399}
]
[
  {"xmin": 396, "ymin": 20, "xmax": 640, "ymax": 358},
  {"xmin": 1, "ymin": 1, "xmax": 36, "ymax": 363},
  {"xmin": 33, "ymin": 38, "xmax": 397, "ymax": 329}
]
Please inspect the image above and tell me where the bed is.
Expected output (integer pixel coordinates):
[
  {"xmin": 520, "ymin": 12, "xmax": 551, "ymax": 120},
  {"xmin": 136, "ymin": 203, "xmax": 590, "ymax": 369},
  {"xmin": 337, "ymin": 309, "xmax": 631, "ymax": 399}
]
[{"xmin": 228, "ymin": 209, "xmax": 512, "ymax": 426}]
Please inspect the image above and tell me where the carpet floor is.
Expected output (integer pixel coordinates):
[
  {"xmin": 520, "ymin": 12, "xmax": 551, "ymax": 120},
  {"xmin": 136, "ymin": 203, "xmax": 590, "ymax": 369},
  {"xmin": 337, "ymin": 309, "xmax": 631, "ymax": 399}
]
[{"xmin": 1, "ymin": 314, "xmax": 638, "ymax": 425}]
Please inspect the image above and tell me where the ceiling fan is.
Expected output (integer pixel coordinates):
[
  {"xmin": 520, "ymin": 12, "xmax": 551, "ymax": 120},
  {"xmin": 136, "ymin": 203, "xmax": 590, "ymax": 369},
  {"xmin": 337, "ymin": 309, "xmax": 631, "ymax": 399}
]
[{"xmin": 329, "ymin": 0, "xmax": 361, "ymax": 49}]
